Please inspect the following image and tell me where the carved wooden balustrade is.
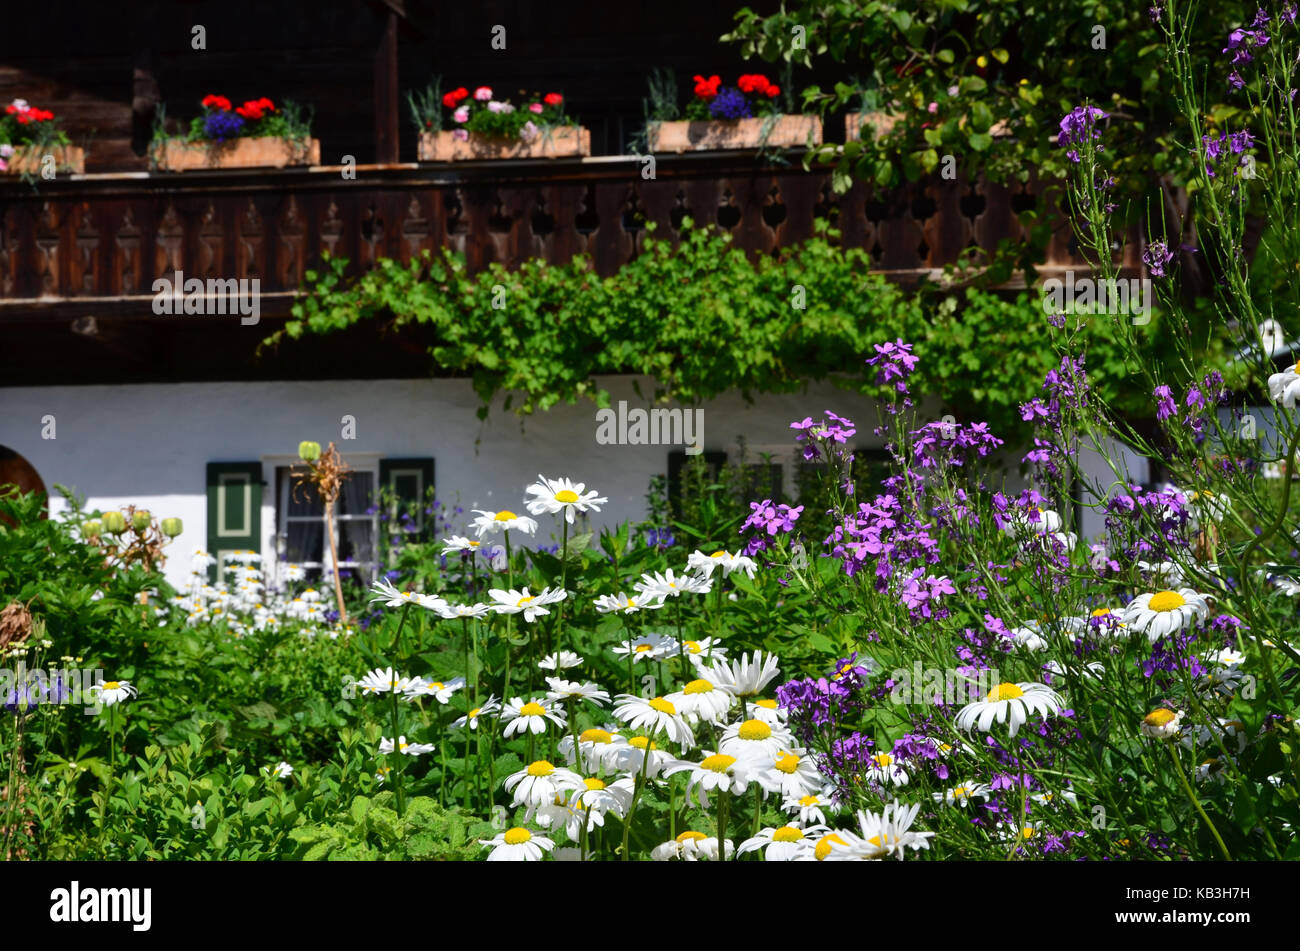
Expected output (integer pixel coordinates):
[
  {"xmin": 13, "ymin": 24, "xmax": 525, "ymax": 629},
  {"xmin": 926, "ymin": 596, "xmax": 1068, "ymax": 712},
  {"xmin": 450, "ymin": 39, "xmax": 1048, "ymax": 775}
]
[{"xmin": 0, "ymin": 154, "xmax": 1136, "ymax": 384}]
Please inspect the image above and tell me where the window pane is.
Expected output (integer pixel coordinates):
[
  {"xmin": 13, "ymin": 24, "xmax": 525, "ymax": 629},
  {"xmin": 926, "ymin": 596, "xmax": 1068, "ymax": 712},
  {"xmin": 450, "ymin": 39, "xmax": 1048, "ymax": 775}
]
[
  {"xmin": 338, "ymin": 472, "xmax": 375, "ymax": 516},
  {"xmin": 286, "ymin": 520, "xmax": 324, "ymax": 564},
  {"xmin": 280, "ymin": 466, "xmax": 323, "ymax": 517},
  {"xmin": 338, "ymin": 517, "xmax": 376, "ymax": 565}
]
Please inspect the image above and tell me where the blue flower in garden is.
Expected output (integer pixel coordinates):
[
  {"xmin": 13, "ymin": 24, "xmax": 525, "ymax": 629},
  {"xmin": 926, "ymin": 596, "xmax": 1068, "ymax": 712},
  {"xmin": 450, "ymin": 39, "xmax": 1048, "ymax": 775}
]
[
  {"xmin": 384, "ymin": 569, "xmax": 401, "ymax": 581},
  {"xmin": 708, "ymin": 87, "xmax": 751, "ymax": 120},
  {"xmin": 203, "ymin": 110, "xmax": 245, "ymax": 142}
]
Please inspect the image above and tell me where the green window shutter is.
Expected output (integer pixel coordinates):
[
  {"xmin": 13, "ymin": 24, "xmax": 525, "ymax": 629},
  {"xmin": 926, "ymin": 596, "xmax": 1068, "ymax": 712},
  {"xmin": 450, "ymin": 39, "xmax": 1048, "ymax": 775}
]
[
  {"xmin": 666, "ymin": 449, "xmax": 727, "ymax": 518},
  {"xmin": 379, "ymin": 457, "xmax": 435, "ymax": 531},
  {"xmin": 206, "ymin": 462, "xmax": 263, "ymax": 580}
]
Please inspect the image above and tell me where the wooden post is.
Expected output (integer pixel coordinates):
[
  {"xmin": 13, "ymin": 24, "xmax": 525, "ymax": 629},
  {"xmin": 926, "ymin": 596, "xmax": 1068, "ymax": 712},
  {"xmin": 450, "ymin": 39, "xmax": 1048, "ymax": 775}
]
[{"xmin": 374, "ymin": 9, "xmax": 400, "ymax": 163}]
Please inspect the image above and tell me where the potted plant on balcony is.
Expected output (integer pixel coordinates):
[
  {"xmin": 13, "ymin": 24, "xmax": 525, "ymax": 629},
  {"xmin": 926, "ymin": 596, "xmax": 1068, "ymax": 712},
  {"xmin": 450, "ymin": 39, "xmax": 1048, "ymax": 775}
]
[
  {"xmin": 642, "ymin": 70, "xmax": 821, "ymax": 153},
  {"xmin": 0, "ymin": 98, "xmax": 84, "ymax": 175},
  {"xmin": 149, "ymin": 95, "xmax": 319, "ymax": 171},
  {"xmin": 410, "ymin": 80, "xmax": 588, "ymax": 161}
]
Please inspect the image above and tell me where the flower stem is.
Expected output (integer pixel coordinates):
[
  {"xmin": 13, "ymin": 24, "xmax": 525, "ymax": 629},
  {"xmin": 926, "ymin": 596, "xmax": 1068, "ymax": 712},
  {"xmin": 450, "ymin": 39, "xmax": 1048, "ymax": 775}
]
[{"xmin": 1166, "ymin": 741, "xmax": 1231, "ymax": 861}]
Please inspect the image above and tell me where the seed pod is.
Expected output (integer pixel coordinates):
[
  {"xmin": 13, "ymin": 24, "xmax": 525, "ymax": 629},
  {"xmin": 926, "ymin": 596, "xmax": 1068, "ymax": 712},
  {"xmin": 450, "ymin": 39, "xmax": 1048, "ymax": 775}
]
[
  {"xmin": 82, "ymin": 519, "xmax": 102, "ymax": 537},
  {"xmin": 161, "ymin": 517, "xmax": 184, "ymax": 538},
  {"xmin": 299, "ymin": 441, "xmax": 322, "ymax": 462},
  {"xmin": 101, "ymin": 511, "xmax": 127, "ymax": 535},
  {"xmin": 132, "ymin": 510, "xmax": 152, "ymax": 533}
]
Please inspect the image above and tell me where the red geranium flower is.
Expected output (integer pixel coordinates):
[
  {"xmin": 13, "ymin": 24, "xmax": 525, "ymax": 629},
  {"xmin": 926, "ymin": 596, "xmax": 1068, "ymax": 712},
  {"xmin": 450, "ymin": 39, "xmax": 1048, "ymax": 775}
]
[
  {"xmin": 452, "ymin": 87, "xmax": 469, "ymax": 102},
  {"xmin": 257, "ymin": 97, "xmax": 276, "ymax": 112},
  {"xmin": 32, "ymin": 108, "xmax": 55, "ymax": 121},
  {"xmin": 201, "ymin": 94, "xmax": 232, "ymax": 112},
  {"xmin": 738, "ymin": 74, "xmax": 772, "ymax": 95},
  {"xmin": 441, "ymin": 91, "xmax": 459, "ymax": 108},
  {"xmin": 693, "ymin": 74, "xmax": 722, "ymax": 99},
  {"xmin": 543, "ymin": 92, "xmax": 563, "ymax": 107},
  {"xmin": 236, "ymin": 100, "xmax": 267, "ymax": 120}
]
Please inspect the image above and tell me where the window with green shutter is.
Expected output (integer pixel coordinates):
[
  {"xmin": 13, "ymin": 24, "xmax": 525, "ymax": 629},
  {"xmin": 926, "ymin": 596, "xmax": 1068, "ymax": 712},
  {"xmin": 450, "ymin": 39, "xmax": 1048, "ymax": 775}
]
[
  {"xmin": 379, "ymin": 457, "xmax": 435, "ymax": 532},
  {"xmin": 206, "ymin": 462, "xmax": 263, "ymax": 581}
]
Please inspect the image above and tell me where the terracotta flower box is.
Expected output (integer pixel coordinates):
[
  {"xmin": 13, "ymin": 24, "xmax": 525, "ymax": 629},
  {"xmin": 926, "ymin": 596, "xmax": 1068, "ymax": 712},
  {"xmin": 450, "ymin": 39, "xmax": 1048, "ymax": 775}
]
[
  {"xmin": 646, "ymin": 115, "xmax": 822, "ymax": 153},
  {"xmin": 418, "ymin": 126, "xmax": 590, "ymax": 161},
  {"xmin": 3, "ymin": 145, "xmax": 85, "ymax": 175},
  {"xmin": 151, "ymin": 136, "xmax": 320, "ymax": 172}
]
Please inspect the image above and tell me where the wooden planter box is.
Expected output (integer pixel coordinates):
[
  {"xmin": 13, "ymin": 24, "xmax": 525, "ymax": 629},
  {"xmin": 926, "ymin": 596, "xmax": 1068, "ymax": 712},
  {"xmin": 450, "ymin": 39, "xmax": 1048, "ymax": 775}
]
[
  {"xmin": 845, "ymin": 112, "xmax": 1011, "ymax": 141},
  {"xmin": 151, "ymin": 136, "xmax": 320, "ymax": 171},
  {"xmin": 418, "ymin": 126, "xmax": 590, "ymax": 161},
  {"xmin": 2, "ymin": 145, "xmax": 85, "ymax": 175},
  {"xmin": 646, "ymin": 115, "xmax": 822, "ymax": 153}
]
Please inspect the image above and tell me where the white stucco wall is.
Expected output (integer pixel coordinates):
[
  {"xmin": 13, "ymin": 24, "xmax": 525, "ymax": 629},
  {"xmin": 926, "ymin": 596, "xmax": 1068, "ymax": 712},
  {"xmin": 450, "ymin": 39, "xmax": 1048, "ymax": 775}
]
[{"xmin": 1, "ymin": 376, "xmax": 1149, "ymax": 589}]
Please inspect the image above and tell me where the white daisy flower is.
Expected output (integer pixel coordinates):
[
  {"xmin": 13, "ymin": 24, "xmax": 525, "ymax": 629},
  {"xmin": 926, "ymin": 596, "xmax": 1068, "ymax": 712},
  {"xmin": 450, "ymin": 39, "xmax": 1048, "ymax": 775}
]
[
  {"xmin": 1029, "ymin": 789, "xmax": 1079, "ymax": 809},
  {"xmin": 633, "ymin": 568, "xmax": 713, "ymax": 600},
  {"xmin": 862, "ymin": 751, "xmax": 910, "ymax": 787},
  {"xmin": 523, "ymin": 475, "xmax": 608, "ymax": 525},
  {"xmin": 442, "ymin": 534, "xmax": 486, "ymax": 553},
  {"xmin": 558, "ymin": 726, "xmax": 622, "ymax": 772},
  {"xmin": 501, "ymin": 697, "xmax": 567, "ymax": 737},
  {"xmin": 436, "ymin": 601, "xmax": 492, "ymax": 619},
  {"xmin": 1261, "ymin": 567, "xmax": 1300, "ymax": 597},
  {"xmin": 811, "ymin": 831, "xmax": 852, "ymax": 861},
  {"xmin": 933, "ymin": 781, "xmax": 991, "ymax": 807},
  {"xmin": 1206, "ymin": 647, "xmax": 1246, "ymax": 667},
  {"xmin": 611, "ymin": 694, "xmax": 695, "ymax": 749},
  {"xmin": 611, "ymin": 632, "xmax": 673, "ymax": 662},
  {"xmin": 650, "ymin": 831, "xmax": 734, "ymax": 861},
  {"xmin": 699, "ymin": 650, "xmax": 782, "ymax": 698},
  {"xmin": 480, "ymin": 826, "xmax": 554, "ymax": 861},
  {"xmin": 686, "ymin": 549, "xmax": 758, "ymax": 579},
  {"xmin": 828, "ymin": 800, "xmax": 935, "ymax": 860},
  {"xmin": 603, "ymin": 735, "xmax": 674, "ymax": 778},
  {"xmin": 784, "ymin": 789, "xmax": 835, "ymax": 826},
  {"xmin": 662, "ymin": 751, "xmax": 755, "ymax": 807},
  {"xmin": 1268, "ymin": 359, "xmax": 1300, "ymax": 407},
  {"xmin": 263, "ymin": 761, "xmax": 294, "ymax": 779},
  {"xmin": 539, "ymin": 777, "xmax": 636, "ymax": 839},
  {"xmin": 379, "ymin": 735, "xmax": 435, "ymax": 757},
  {"xmin": 1139, "ymin": 707, "xmax": 1183, "ymax": 740},
  {"xmin": 488, "ymin": 586, "xmax": 566, "ymax": 623},
  {"xmin": 544, "ymin": 678, "xmax": 610, "ymax": 707},
  {"xmin": 1122, "ymin": 588, "xmax": 1211, "ymax": 641},
  {"xmin": 747, "ymin": 697, "xmax": 787, "ymax": 725},
  {"xmin": 504, "ymin": 759, "xmax": 586, "ymax": 809},
  {"xmin": 753, "ymin": 748, "xmax": 826, "ymax": 799},
  {"xmin": 1136, "ymin": 560, "xmax": 1185, "ymax": 588},
  {"xmin": 369, "ymin": 578, "xmax": 447, "ymax": 612},
  {"xmin": 538, "ymin": 651, "xmax": 583, "ymax": 671},
  {"xmin": 738, "ymin": 822, "xmax": 827, "ymax": 861},
  {"xmin": 404, "ymin": 676, "xmax": 466, "ymax": 704},
  {"xmin": 354, "ymin": 667, "xmax": 418, "ymax": 696},
  {"xmin": 955, "ymin": 681, "xmax": 1065, "ymax": 737},
  {"xmin": 1196, "ymin": 757, "xmax": 1231, "ymax": 785},
  {"xmin": 666, "ymin": 677, "xmax": 733, "ymax": 724},
  {"xmin": 90, "ymin": 680, "xmax": 137, "ymax": 707},
  {"xmin": 674, "ymin": 636, "xmax": 729, "ymax": 666},
  {"xmin": 593, "ymin": 592, "xmax": 664, "ymax": 614},
  {"xmin": 719, "ymin": 718, "xmax": 795, "ymax": 763},
  {"xmin": 1006, "ymin": 621, "xmax": 1049, "ymax": 652},
  {"xmin": 452, "ymin": 696, "xmax": 501, "ymax": 731},
  {"xmin": 281, "ymin": 563, "xmax": 307, "ymax": 582},
  {"xmin": 470, "ymin": 509, "xmax": 539, "ymax": 538}
]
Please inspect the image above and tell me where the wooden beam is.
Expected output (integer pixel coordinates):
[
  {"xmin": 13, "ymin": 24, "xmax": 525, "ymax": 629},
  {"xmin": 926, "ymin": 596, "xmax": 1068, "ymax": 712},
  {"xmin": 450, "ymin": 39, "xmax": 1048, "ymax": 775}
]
[{"xmin": 374, "ymin": 9, "xmax": 400, "ymax": 163}]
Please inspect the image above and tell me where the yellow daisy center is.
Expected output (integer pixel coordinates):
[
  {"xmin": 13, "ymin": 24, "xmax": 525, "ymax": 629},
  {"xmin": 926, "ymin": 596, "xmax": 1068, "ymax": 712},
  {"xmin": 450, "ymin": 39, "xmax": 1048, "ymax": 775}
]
[
  {"xmin": 628, "ymin": 736, "xmax": 657, "ymax": 750},
  {"xmin": 755, "ymin": 698, "xmax": 778, "ymax": 709},
  {"xmin": 1149, "ymin": 590, "xmax": 1186, "ymax": 612},
  {"xmin": 526, "ymin": 760, "xmax": 555, "ymax": 777},
  {"xmin": 676, "ymin": 830, "xmax": 706, "ymax": 843},
  {"xmin": 634, "ymin": 644, "xmax": 654, "ymax": 653},
  {"xmin": 1144, "ymin": 708, "xmax": 1178, "ymax": 728},
  {"xmin": 798, "ymin": 794, "xmax": 820, "ymax": 807},
  {"xmin": 1091, "ymin": 608, "xmax": 1112, "ymax": 617},
  {"xmin": 700, "ymin": 754, "xmax": 737, "ymax": 772},
  {"xmin": 555, "ymin": 490, "xmax": 580, "ymax": 504},
  {"xmin": 1021, "ymin": 826, "xmax": 1036, "ymax": 840},
  {"xmin": 103, "ymin": 682, "xmax": 120, "ymax": 690},
  {"xmin": 468, "ymin": 707, "xmax": 482, "ymax": 718},
  {"xmin": 683, "ymin": 679, "xmax": 714, "ymax": 695},
  {"xmin": 580, "ymin": 728, "xmax": 613, "ymax": 744},
  {"xmin": 518, "ymin": 596, "xmax": 535, "ymax": 606},
  {"xmin": 495, "ymin": 511, "xmax": 518, "ymax": 521},
  {"xmin": 873, "ymin": 753, "xmax": 894, "ymax": 767},
  {"xmin": 772, "ymin": 826, "xmax": 804, "ymax": 842},
  {"xmin": 503, "ymin": 827, "xmax": 531, "ymax": 845},
  {"xmin": 987, "ymin": 683, "xmax": 1024, "ymax": 702},
  {"xmin": 682, "ymin": 640, "xmax": 702, "ymax": 653},
  {"xmin": 519, "ymin": 702, "xmax": 546, "ymax": 716},
  {"xmin": 648, "ymin": 697, "xmax": 677, "ymax": 715},
  {"xmin": 952, "ymin": 786, "xmax": 970, "ymax": 798},
  {"xmin": 737, "ymin": 719, "xmax": 772, "ymax": 741},
  {"xmin": 774, "ymin": 752, "xmax": 800, "ymax": 774},
  {"xmin": 710, "ymin": 551, "xmax": 727, "ymax": 558},
  {"xmin": 583, "ymin": 777, "xmax": 605, "ymax": 791},
  {"xmin": 815, "ymin": 833, "xmax": 846, "ymax": 861}
]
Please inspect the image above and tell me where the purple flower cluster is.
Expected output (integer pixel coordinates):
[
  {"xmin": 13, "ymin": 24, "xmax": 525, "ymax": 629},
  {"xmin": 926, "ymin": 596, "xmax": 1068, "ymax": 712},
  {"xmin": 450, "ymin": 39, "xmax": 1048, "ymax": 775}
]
[
  {"xmin": 1222, "ymin": 10, "xmax": 1277, "ymax": 88},
  {"xmin": 865, "ymin": 339, "xmax": 920, "ymax": 396},
  {"xmin": 899, "ymin": 569, "xmax": 957, "ymax": 620},
  {"xmin": 1202, "ymin": 129, "xmax": 1254, "ymax": 177},
  {"xmin": 790, "ymin": 411, "xmax": 856, "ymax": 462},
  {"xmin": 708, "ymin": 87, "xmax": 752, "ymax": 120},
  {"xmin": 203, "ymin": 110, "xmax": 246, "ymax": 142},
  {"xmin": 1058, "ymin": 106, "xmax": 1107, "ymax": 164},
  {"xmin": 1103, "ymin": 485, "xmax": 1192, "ymax": 563},
  {"xmin": 1140, "ymin": 630, "xmax": 1208, "ymax": 689},
  {"xmin": 908, "ymin": 419, "xmax": 1003, "ymax": 470},
  {"xmin": 824, "ymin": 493, "xmax": 940, "ymax": 583},
  {"xmin": 777, "ymin": 654, "xmax": 870, "ymax": 745},
  {"xmin": 1143, "ymin": 238, "xmax": 1175, "ymax": 278},
  {"xmin": 739, "ymin": 499, "xmax": 802, "ymax": 556}
]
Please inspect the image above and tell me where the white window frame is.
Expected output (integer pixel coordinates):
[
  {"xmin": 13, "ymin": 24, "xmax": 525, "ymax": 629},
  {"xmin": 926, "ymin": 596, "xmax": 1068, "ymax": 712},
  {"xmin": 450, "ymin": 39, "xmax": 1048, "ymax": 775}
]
[{"xmin": 260, "ymin": 453, "xmax": 382, "ymax": 588}]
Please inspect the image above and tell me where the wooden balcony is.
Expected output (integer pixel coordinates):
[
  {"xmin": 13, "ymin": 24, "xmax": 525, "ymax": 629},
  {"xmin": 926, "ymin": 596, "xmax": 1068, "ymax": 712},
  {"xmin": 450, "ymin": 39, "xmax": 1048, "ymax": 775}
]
[{"xmin": 0, "ymin": 152, "xmax": 1128, "ymax": 385}]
